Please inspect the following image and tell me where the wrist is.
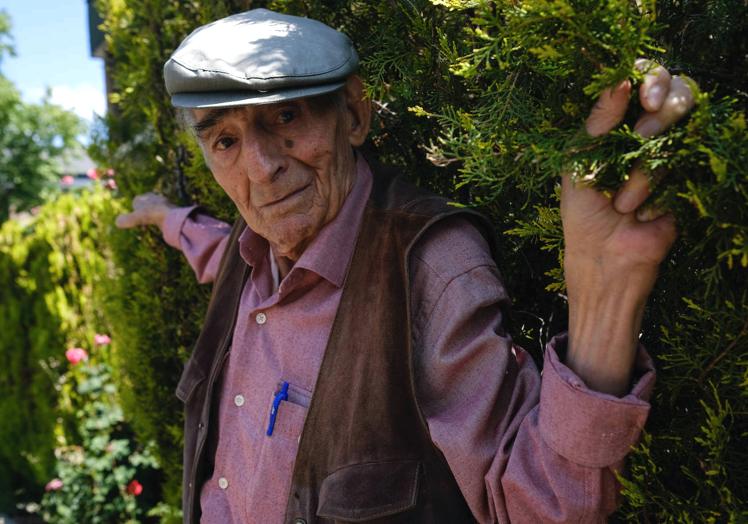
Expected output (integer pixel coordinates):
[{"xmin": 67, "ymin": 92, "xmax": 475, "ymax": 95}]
[
  {"xmin": 565, "ymin": 267, "xmax": 654, "ymax": 396},
  {"xmin": 155, "ymin": 204, "xmax": 178, "ymax": 229}
]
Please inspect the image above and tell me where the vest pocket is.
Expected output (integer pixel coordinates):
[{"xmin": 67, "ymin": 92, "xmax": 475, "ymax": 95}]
[
  {"xmin": 316, "ymin": 460, "xmax": 420, "ymax": 522},
  {"xmin": 175, "ymin": 356, "xmax": 207, "ymax": 403}
]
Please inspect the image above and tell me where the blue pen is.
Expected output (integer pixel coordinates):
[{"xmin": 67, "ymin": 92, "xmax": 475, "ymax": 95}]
[{"xmin": 266, "ymin": 381, "xmax": 290, "ymax": 436}]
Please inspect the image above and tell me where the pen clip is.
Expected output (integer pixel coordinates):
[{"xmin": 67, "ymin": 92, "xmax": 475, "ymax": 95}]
[{"xmin": 266, "ymin": 381, "xmax": 289, "ymax": 436}]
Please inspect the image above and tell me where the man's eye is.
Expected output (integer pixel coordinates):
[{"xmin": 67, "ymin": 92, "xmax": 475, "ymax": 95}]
[
  {"xmin": 277, "ymin": 110, "xmax": 296, "ymax": 124},
  {"xmin": 214, "ymin": 137, "xmax": 236, "ymax": 151}
]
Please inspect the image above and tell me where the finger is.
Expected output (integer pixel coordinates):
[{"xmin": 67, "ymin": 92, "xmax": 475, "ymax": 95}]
[
  {"xmin": 636, "ymin": 205, "xmax": 667, "ymax": 222},
  {"xmin": 560, "ymin": 171, "xmax": 610, "ymax": 217},
  {"xmin": 561, "ymin": 173, "xmax": 574, "ymax": 196},
  {"xmin": 585, "ymin": 80, "xmax": 632, "ymax": 137},
  {"xmin": 614, "ymin": 163, "xmax": 651, "ymax": 214},
  {"xmin": 635, "ymin": 59, "xmax": 672, "ymax": 112},
  {"xmin": 561, "ymin": 172, "xmax": 595, "ymax": 196},
  {"xmin": 115, "ymin": 212, "xmax": 138, "ymax": 229},
  {"xmin": 641, "ymin": 213, "xmax": 678, "ymax": 250},
  {"xmin": 634, "ymin": 75, "xmax": 695, "ymax": 137}
]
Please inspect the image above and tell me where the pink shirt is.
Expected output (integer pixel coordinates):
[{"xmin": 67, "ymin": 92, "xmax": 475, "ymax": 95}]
[{"xmin": 163, "ymin": 154, "xmax": 655, "ymax": 523}]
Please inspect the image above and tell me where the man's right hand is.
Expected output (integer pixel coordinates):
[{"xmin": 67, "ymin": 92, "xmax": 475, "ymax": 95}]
[{"xmin": 115, "ymin": 192, "xmax": 177, "ymax": 230}]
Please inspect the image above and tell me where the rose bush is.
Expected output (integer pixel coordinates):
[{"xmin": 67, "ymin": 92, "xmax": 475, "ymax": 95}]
[
  {"xmin": 127, "ymin": 480, "xmax": 143, "ymax": 496},
  {"xmin": 40, "ymin": 340, "xmax": 160, "ymax": 524},
  {"xmin": 64, "ymin": 347, "xmax": 88, "ymax": 365},
  {"xmin": 94, "ymin": 333, "xmax": 111, "ymax": 346},
  {"xmin": 44, "ymin": 479, "xmax": 63, "ymax": 492}
]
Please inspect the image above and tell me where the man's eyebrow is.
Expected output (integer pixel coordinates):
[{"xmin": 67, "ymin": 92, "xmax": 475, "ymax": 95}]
[{"xmin": 192, "ymin": 108, "xmax": 235, "ymax": 137}]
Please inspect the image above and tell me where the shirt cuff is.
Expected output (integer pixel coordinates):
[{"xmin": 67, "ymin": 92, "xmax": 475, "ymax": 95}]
[
  {"xmin": 538, "ymin": 333, "xmax": 655, "ymax": 468},
  {"xmin": 162, "ymin": 206, "xmax": 199, "ymax": 249}
]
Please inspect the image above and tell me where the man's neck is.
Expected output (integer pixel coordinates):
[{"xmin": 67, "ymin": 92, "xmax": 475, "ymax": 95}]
[{"xmin": 274, "ymin": 255, "xmax": 294, "ymax": 280}]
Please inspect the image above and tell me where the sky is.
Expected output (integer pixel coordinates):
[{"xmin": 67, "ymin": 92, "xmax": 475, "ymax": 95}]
[{"xmin": 1, "ymin": 0, "xmax": 106, "ymax": 124}]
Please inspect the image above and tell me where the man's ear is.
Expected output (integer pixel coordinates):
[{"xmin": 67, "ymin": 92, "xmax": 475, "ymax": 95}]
[{"xmin": 343, "ymin": 75, "xmax": 371, "ymax": 147}]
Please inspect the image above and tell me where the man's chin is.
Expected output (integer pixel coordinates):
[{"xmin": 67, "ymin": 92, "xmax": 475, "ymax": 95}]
[{"xmin": 263, "ymin": 221, "xmax": 318, "ymax": 261}]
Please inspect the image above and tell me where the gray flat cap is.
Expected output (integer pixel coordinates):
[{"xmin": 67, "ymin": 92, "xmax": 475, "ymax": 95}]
[{"xmin": 164, "ymin": 9, "xmax": 359, "ymax": 108}]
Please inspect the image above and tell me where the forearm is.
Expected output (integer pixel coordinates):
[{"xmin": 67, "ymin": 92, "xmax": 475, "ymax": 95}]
[{"xmin": 566, "ymin": 268, "xmax": 655, "ymax": 396}]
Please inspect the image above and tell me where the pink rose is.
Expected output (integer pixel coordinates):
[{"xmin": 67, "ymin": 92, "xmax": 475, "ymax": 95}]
[
  {"xmin": 65, "ymin": 347, "xmax": 88, "ymax": 365},
  {"xmin": 106, "ymin": 168, "xmax": 116, "ymax": 177},
  {"xmin": 45, "ymin": 478, "xmax": 63, "ymax": 491},
  {"xmin": 126, "ymin": 479, "xmax": 143, "ymax": 496},
  {"xmin": 94, "ymin": 333, "xmax": 111, "ymax": 346},
  {"xmin": 61, "ymin": 175, "xmax": 74, "ymax": 186},
  {"xmin": 104, "ymin": 179, "xmax": 117, "ymax": 191},
  {"xmin": 86, "ymin": 168, "xmax": 99, "ymax": 180}
]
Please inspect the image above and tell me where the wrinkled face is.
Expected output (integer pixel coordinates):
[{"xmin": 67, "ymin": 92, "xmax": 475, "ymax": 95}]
[{"xmin": 192, "ymin": 79, "xmax": 370, "ymax": 261}]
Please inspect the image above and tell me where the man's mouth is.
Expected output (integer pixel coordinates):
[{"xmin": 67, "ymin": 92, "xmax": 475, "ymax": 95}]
[{"xmin": 263, "ymin": 183, "xmax": 312, "ymax": 208}]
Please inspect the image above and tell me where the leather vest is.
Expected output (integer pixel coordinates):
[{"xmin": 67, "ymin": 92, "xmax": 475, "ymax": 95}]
[{"xmin": 176, "ymin": 161, "xmax": 497, "ymax": 523}]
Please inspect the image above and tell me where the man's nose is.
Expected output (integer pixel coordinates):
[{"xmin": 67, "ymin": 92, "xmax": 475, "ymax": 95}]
[{"xmin": 242, "ymin": 133, "xmax": 285, "ymax": 183}]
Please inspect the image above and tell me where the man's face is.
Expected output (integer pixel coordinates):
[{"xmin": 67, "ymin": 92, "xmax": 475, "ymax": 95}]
[{"xmin": 192, "ymin": 78, "xmax": 370, "ymax": 261}]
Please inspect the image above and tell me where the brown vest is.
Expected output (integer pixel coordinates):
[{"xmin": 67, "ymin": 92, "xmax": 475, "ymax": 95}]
[{"xmin": 176, "ymin": 163, "xmax": 497, "ymax": 523}]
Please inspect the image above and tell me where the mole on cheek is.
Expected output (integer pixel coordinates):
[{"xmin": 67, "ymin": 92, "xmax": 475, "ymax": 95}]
[{"xmin": 284, "ymin": 139, "xmax": 294, "ymax": 148}]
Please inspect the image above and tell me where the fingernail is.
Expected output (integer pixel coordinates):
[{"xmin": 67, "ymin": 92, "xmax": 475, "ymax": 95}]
[
  {"xmin": 635, "ymin": 119, "xmax": 660, "ymax": 138},
  {"xmin": 646, "ymin": 84, "xmax": 665, "ymax": 109},
  {"xmin": 636, "ymin": 207, "xmax": 665, "ymax": 222},
  {"xmin": 615, "ymin": 173, "xmax": 650, "ymax": 214},
  {"xmin": 615, "ymin": 80, "xmax": 630, "ymax": 94},
  {"xmin": 616, "ymin": 190, "xmax": 639, "ymax": 214}
]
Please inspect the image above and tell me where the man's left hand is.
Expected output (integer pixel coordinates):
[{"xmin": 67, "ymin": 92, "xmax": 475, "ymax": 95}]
[{"xmin": 562, "ymin": 61, "xmax": 695, "ymax": 396}]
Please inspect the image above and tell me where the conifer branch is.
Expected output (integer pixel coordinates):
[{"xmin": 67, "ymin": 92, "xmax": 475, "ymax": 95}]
[{"xmin": 697, "ymin": 316, "xmax": 748, "ymax": 385}]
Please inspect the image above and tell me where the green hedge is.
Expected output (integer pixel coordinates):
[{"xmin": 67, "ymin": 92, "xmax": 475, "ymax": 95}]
[
  {"xmin": 92, "ymin": 0, "xmax": 747, "ymax": 519},
  {"xmin": 0, "ymin": 188, "xmax": 118, "ymax": 512}
]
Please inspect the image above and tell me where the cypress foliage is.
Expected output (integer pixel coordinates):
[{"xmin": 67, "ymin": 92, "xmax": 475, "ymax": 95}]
[
  {"xmin": 411, "ymin": 2, "xmax": 748, "ymax": 521},
  {"xmin": 92, "ymin": 0, "xmax": 746, "ymax": 519}
]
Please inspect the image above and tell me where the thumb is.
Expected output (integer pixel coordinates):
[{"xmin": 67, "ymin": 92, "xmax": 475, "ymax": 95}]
[{"xmin": 585, "ymin": 80, "xmax": 631, "ymax": 137}]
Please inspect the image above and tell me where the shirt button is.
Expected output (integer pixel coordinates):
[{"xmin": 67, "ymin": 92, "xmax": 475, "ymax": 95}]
[
  {"xmin": 234, "ymin": 394, "xmax": 245, "ymax": 407},
  {"xmin": 292, "ymin": 519, "xmax": 306, "ymax": 524},
  {"xmin": 218, "ymin": 477, "xmax": 229, "ymax": 490},
  {"xmin": 255, "ymin": 312, "xmax": 267, "ymax": 325}
]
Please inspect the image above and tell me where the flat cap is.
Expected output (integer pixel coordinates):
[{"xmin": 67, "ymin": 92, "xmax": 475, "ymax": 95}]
[{"xmin": 164, "ymin": 9, "xmax": 359, "ymax": 108}]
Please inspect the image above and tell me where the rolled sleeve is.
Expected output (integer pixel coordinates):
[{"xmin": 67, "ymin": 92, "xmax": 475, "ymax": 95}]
[
  {"xmin": 410, "ymin": 215, "xmax": 658, "ymax": 523},
  {"xmin": 161, "ymin": 206, "xmax": 232, "ymax": 284},
  {"xmin": 162, "ymin": 205, "xmax": 199, "ymax": 248},
  {"xmin": 539, "ymin": 334, "xmax": 655, "ymax": 468}
]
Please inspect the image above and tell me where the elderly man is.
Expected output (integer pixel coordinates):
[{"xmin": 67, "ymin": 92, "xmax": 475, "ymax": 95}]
[{"xmin": 116, "ymin": 8, "xmax": 694, "ymax": 524}]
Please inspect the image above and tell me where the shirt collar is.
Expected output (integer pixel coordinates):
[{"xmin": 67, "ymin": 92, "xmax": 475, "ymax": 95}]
[{"xmin": 237, "ymin": 152, "xmax": 373, "ymax": 289}]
